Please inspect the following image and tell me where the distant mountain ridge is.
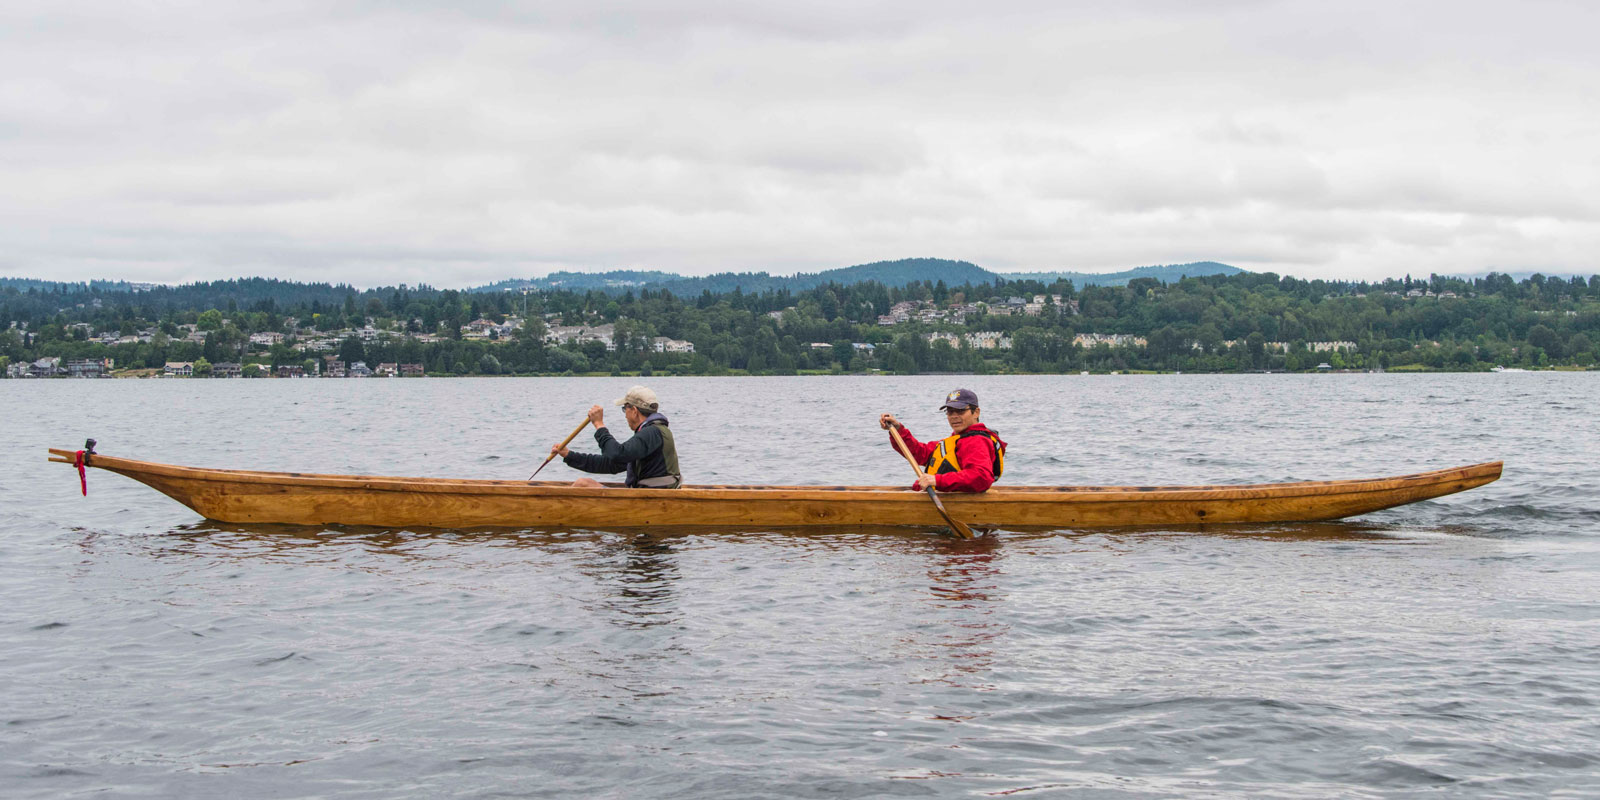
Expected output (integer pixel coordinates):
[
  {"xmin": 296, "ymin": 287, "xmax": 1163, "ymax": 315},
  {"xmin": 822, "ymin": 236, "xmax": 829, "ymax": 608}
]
[
  {"xmin": 473, "ymin": 259, "xmax": 1246, "ymax": 294},
  {"xmin": 1446, "ymin": 270, "xmax": 1595, "ymax": 283},
  {"xmin": 1, "ymin": 259, "xmax": 1246, "ymax": 298},
  {"xmin": 1009, "ymin": 261, "xmax": 1246, "ymax": 287},
  {"xmin": 0, "ymin": 278, "xmax": 166, "ymax": 293},
  {"xmin": 474, "ymin": 270, "xmax": 681, "ymax": 292}
]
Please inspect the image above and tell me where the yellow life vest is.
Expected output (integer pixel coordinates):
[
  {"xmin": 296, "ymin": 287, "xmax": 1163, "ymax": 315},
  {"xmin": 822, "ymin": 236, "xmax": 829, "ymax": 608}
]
[{"xmin": 924, "ymin": 429, "xmax": 1005, "ymax": 478}]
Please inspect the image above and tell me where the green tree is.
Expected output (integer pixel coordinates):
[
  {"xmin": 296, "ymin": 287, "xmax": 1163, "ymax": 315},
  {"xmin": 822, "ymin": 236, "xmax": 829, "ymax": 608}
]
[
  {"xmin": 1526, "ymin": 324, "xmax": 1562, "ymax": 358},
  {"xmin": 339, "ymin": 336, "xmax": 366, "ymax": 364},
  {"xmin": 1566, "ymin": 333, "xmax": 1593, "ymax": 364}
]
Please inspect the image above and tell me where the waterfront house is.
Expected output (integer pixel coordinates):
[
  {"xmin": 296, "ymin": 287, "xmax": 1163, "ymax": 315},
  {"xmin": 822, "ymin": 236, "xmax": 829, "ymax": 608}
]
[
  {"xmin": 399, "ymin": 363, "xmax": 425, "ymax": 377},
  {"xmin": 965, "ymin": 331, "xmax": 1013, "ymax": 350},
  {"xmin": 67, "ymin": 358, "xmax": 113, "ymax": 378},
  {"xmin": 211, "ymin": 362, "xmax": 243, "ymax": 378},
  {"xmin": 163, "ymin": 361, "xmax": 193, "ymax": 377},
  {"xmin": 1308, "ymin": 341, "xmax": 1358, "ymax": 353},
  {"xmin": 1072, "ymin": 333, "xmax": 1148, "ymax": 349},
  {"xmin": 375, "ymin": 362, "xmax": 399, "ymax": 377},
  {"xmin": 347, "ymin": 361, "xmax": 373, "ymax": 378},
  {"xmin": 275, "ymin": 365, "xmax": 306, "ymax": 378},
  {"xmin": 545, "ymin": 324, "xmax": 615, "ymax": 351},
  {"xmin": 651, "ymin": 337, "xmax": 695, "ymax": 353}
]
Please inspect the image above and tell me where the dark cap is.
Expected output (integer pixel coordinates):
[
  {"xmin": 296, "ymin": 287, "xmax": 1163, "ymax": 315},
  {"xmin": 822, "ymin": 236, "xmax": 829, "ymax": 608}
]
[{"xmin": 939, "ymin": 388, "xmax": 979, "ymax": 410}]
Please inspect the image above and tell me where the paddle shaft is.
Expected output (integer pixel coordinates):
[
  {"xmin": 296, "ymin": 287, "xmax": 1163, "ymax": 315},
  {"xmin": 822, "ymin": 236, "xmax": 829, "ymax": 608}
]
[
  {"xmin": 888, "ymin": 425, "xmax": 974, "ymax": 539},
  {"xmin": 530, "ymin": 418, "xmax": 593, "ymax": 479}
]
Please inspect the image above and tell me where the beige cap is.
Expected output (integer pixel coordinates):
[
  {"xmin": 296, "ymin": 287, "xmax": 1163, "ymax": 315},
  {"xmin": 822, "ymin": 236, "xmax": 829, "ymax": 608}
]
[{"xmin": 613, "ymin": 385, "xmax": 659, "ymax": 411}]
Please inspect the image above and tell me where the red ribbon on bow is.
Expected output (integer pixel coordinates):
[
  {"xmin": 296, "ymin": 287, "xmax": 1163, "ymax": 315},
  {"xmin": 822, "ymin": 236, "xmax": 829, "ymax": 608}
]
[{"xmin": 73, "ymin": 450, "xmax": 88, "ymax": 496}]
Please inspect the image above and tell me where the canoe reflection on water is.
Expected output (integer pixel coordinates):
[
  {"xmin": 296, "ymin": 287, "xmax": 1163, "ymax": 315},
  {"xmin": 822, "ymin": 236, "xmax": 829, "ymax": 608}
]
[
  {"xmin": 917, "ymin": 534, "xmax": 1005, "ymax": 688},
  {"xmin": 153, "ymin": 518, "xmax": 1433, "ymax": 548}
]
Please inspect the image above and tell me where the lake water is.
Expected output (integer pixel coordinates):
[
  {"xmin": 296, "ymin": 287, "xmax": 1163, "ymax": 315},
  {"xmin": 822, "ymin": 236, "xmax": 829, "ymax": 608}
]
[{"xmin": 2, "ymin": 374, "xmax": 1597, "ymax": 798}]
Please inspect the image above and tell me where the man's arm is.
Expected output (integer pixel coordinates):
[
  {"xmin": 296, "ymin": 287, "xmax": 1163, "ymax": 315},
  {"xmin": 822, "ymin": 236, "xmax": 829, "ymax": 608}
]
[
  {"xmin": 562, "ymin": 449, "xmax": 626, "ymax": 475},
  {"xmin": 887, "ymin": 425, "xmax": 937, "ymax": 464},
  {"xmin": 594, "ymin": 424, "xmax": 661, "ymax": 465}
]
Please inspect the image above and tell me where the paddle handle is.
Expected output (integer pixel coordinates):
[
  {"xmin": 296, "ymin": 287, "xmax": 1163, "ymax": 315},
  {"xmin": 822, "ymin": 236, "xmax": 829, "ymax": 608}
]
[
  {"xmin": 888, "ymin": 425, "xmax": 926, "ymax": 479},
  {"xmin": 530, "ymin": 417, "xmax": 593, "ymax": 479}
]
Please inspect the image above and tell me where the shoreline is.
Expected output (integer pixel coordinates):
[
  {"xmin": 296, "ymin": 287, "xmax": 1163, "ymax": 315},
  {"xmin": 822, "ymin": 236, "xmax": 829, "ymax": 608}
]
[{"xmin": 8, "ymin": 366, "xmax": 1593, "ymax": 381}]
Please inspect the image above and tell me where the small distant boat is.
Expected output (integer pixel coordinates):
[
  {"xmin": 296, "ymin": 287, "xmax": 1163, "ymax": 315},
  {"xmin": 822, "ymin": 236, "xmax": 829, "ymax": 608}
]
[
  {"xmin": 49, "ymin": 447, "xmax": 1502, "ymax": 531},
  {"xmin": 1491, "ymin": 365, "xmax": 1528, "ymax": 373}
]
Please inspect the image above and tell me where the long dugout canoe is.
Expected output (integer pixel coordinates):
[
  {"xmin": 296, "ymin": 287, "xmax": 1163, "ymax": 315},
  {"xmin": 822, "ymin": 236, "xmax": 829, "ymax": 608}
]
[{"xmin": 48, "ymin": 448, "xmax": 1502, "ymax": 530}]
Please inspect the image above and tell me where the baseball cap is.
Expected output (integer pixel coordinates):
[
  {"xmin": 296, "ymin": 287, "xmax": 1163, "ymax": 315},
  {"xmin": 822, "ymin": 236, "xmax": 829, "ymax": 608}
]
[
  {"xmin": 939, "ymin": 388, "xmax": 979, "ymax": 410},
  {"xmin": 614, "ymin": 385, "xmax": 659, "ymax": 411}
]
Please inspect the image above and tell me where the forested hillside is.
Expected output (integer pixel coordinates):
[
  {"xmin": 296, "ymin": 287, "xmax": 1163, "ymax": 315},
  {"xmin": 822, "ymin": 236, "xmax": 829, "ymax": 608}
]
[{"xmin": 3, "ymin": 270, "xmax": 1596, "ymax": 376}]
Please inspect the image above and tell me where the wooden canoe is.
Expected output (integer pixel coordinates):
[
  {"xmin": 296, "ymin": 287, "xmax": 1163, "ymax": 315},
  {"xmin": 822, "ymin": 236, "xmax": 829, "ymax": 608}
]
[{"xmin": 48, "ymin": 448, "xmax": 1502, "ymax": 531}]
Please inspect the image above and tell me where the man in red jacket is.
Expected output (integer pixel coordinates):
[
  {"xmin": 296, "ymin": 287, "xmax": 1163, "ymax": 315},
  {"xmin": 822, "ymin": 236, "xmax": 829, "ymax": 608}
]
[{"xmin": 879, "ymin": 388, "xmax": 1007, "ymax": 492}]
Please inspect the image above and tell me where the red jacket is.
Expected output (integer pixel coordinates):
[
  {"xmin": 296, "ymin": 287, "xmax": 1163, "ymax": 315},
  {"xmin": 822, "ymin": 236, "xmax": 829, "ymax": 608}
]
[{"xmin": 889, "ymin": 423, "xmax": 1006, "ymax": 493}]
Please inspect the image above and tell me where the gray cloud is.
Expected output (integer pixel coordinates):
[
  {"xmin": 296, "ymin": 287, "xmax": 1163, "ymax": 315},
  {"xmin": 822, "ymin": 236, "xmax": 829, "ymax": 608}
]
[{"xmin": 1, "ymin": 0, "xmax": 1596, "ymax": 287}]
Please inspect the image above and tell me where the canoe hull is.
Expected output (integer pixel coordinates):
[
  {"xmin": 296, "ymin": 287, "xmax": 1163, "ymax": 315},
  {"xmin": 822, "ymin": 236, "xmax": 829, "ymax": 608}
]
[{"xmin": 50, "ymin": 450, "xmax": 1502, "ymax": 530}]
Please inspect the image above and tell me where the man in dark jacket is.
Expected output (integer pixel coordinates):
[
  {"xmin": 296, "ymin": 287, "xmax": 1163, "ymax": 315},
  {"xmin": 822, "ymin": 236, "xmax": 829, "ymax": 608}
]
[
  {"xmin": 879, "ymin": 388, "xmax": 1007, "ymax": 493},
  {"xmin": 551, "ymin": 385, "xmax": 682, "ymax": 488}
]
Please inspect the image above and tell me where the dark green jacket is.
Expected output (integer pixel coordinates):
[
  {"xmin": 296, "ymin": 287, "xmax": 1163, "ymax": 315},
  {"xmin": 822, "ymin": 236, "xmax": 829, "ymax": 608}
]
[{"xmin": 562, "ymin": 414, "xmax": 680, "ymax": 487}]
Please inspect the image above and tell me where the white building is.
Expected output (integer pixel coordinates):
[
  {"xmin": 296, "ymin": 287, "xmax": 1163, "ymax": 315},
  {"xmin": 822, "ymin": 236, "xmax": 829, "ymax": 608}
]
[
  {"xmin": 1073, "ymin": 333, "xmax": 1148, "ymax": 348},
  {"xmin": 651, "ymin": 337, "xmax": 695, "ymax": 353},
  {"xmin": 1308, "ymin": 341, "xmax": 1358, "ymax": 353},
  {"xmin": 964, "ymin": 332, "xmax": 1013, "ymax": 350},
  {"xmin": 546, "ymin": 324, "xmax": 616, "ymax": 351}
]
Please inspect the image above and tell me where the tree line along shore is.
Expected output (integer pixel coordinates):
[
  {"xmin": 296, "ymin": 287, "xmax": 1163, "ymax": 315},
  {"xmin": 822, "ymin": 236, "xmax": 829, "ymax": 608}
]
[{"xmin": 3, "ymin": 271, "xmax": 1598, "ymax": 378}]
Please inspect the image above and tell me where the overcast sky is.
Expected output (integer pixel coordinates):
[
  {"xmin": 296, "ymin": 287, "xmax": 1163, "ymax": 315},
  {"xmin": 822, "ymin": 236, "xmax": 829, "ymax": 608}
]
[{"xmin": 2, "ymin": 1, "xmax": 1595, "ymax": 288}]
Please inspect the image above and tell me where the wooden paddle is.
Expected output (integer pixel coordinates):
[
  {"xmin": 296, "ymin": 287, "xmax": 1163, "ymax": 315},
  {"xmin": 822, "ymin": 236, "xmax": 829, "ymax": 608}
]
[
  {"xmin": 530, "ymin": 417, "xmax": 593, "ymax": 480},
  {"xmin": 888, "ymin": 425, "xmax": 975, "ymax": 539}
]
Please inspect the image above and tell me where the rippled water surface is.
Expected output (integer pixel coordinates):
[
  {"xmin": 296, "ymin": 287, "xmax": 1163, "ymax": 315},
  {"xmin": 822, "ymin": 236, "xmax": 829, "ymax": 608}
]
[{"xmin": 3, "ymin": 374, "xmax": 1598, "ymax": 798}]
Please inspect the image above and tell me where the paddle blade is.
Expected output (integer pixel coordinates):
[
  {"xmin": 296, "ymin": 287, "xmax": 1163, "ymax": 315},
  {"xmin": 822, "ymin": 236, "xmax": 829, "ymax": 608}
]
[
  {"xmin": 528, "ymin": 454, "xmax": 557, "ymax": 481},
  {"xmin": 925, "ymin": 487, "xmax": 975, "ymax": 539}
]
